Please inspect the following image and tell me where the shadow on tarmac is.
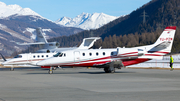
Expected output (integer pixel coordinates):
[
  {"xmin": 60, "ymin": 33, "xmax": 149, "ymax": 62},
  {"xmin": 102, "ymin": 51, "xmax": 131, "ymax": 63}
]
[{"xmin": 25, "ymin": 70, "xmax": 136, "ymax": 75}]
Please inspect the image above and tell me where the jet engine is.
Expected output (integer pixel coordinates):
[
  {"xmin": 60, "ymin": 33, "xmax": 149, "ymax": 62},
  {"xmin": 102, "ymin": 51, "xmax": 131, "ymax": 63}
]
[{"xmin": 117, "ymin": 47, "xmax": 145, "ymax": 59}]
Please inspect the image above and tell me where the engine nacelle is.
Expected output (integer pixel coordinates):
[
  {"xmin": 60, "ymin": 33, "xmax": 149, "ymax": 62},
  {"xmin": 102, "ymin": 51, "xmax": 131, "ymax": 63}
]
[{"xmin": 117, "ymin": 47, "xmax": 145, "ymax": 59}]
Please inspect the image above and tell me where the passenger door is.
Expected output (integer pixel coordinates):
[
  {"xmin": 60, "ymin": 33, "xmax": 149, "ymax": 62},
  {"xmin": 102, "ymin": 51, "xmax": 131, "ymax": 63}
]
[{"xmin": 74, "ymin": 51, "xmax": 80, "ymax": 64}]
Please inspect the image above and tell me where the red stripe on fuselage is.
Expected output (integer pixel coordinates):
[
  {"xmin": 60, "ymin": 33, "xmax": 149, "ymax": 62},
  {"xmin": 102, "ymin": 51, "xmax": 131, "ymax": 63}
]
[
  {"xmin": 119, "ymin": 52, "xmax": 138, "ymax": 55},
  {"xmin": 122, "ymin": 58, "xmax": 150, "ymax": 66}
]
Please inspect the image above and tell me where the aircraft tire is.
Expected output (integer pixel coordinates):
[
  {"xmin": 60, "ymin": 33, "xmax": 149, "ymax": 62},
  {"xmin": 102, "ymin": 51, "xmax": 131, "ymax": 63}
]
[
  {"xmin": 104, "ymin": 67, "xmax": 115, "ymax": 73},
  {"xmin": 48, "ymin": 70, "xmax": 53, "ymax": 74}
]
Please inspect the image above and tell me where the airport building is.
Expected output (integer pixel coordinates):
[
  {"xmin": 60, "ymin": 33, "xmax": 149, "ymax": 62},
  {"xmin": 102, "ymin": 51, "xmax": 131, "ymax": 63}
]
[{"xmin": 128, "ymin": 54, "xmax": 180, "ymax": 68}]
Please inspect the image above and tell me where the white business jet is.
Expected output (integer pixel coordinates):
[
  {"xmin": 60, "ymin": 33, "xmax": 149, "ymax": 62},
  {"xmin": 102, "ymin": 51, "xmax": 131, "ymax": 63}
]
[
  {"xmin": 36, "ymin": 26, "xmax": 176, "ymax": 74},
  {"xmin": 1, "ymin": 37, "xmax": 101, "ymax": 71}
]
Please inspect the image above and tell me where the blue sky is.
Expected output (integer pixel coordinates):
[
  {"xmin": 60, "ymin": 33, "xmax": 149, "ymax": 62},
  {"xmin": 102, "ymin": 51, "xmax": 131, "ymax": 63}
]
[{"xmin": 0, "ymin": 0, "xmax": 151, "ymax": 21}]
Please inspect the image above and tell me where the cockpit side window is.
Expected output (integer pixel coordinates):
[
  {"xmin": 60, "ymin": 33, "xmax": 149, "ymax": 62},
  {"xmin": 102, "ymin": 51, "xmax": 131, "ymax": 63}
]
[
  {"xmin": 53, "ymin": 52, "xmax": 61, "ymax": 57},
  {"xmin": 59, "ymin": 53, "xmax": 63, "ymax": 57},
  {"xmin": 14, "ymin": 55, "xmax": 22, "ymax": 58},
  {"xmin": 53, "ymin": 52, "xmax": 64, "ymax": 57}
]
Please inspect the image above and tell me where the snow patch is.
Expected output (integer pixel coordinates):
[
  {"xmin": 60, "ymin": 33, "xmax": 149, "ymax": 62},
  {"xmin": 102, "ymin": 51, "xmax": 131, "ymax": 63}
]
[
  {"xmin": 0, "ymin": 24, "xmax": 7, "ymax": 29},
  {"xmin": 0, "ymin": 36, "xmax": 7, "ymax": 40},
  {"xmin": 42, "ymin": 29, "xmax": 52, "ymax": 32}
]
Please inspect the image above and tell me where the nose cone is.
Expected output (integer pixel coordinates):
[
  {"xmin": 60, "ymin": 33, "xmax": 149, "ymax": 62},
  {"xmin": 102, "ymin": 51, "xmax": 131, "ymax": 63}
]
[
  {"xmin": 36, "ymin": 60, "xmax": 48, "ymax": 66},
  {"xmin": 2, "ymin": 61, "xmax": 8, "ymax": 65}
]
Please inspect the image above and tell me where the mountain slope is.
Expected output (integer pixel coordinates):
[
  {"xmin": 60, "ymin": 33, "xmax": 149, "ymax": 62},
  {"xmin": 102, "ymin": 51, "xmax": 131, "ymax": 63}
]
[
  {"xmin": 0, "ymin": 1, "xmax": 83, "ymax": 57},
  {"xmin": 55, "ymin": 12, "xmax": 118, "ymax": 30}
]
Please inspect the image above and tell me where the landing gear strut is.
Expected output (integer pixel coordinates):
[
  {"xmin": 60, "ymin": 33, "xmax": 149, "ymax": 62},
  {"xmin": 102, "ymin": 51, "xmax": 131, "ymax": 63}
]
[
  {"xmin": 10, "ymin": 65, "xmax": 14, "ymax": 71},
  {"xmin": 104, "ymin": 62, "xmax": 115, "ymax": 73},
  {"xmin": 48, "ymin": 67, "xmax": 53, "ymax": 74}
]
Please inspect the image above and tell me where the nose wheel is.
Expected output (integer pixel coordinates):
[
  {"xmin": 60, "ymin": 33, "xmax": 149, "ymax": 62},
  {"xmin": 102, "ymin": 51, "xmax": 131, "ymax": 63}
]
[{"xmin": 48, "ymin": 67, "xmax": 53, "ymax": 74}]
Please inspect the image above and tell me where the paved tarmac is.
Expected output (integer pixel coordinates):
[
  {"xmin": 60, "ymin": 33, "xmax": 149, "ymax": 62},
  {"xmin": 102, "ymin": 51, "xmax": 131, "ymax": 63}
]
[{"xmin": 0, "ymin": 67, "xmax": 180, "ymax": 101}]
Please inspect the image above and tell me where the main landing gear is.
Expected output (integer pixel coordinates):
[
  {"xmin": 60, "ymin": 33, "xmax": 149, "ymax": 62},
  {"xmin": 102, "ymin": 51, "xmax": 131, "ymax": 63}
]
[
  {"xmin": 104, "ymin": 67, "xmax": 115, "ymax": 73},
  {"xmin": 104, "ymin": 62, "xmax": 115, "ymax": 73}
]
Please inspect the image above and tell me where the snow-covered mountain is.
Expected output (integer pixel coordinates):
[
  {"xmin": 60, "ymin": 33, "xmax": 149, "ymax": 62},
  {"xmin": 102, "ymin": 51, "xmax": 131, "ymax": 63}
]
[
  {"xmin": 0, "ymin": 1, "xmax": 82, "ymax": 57},
  {"xmin": 0, "ymin": 1, "xmax": 41, "ymax": 18},
  {"xmin": 55, "ymin": 13, "xmax": 118, "ymax": 30}
]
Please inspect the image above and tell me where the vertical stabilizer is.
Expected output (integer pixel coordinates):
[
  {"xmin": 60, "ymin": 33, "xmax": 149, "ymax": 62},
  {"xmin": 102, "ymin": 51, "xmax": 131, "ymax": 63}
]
[
  {"xmin": 141, "ymin": 26, "xmax": 177, "ymax": 60},
  {"xmin": 36, "ymin": 28, "xmax": 48, "ymax": 43},
  {"xmin": 78, "ymin": 37, "xmax": 101, "ymax": 49},
  {"xmin": 152, "ymin": 26, "xmax": 176, "ymax": 53}
]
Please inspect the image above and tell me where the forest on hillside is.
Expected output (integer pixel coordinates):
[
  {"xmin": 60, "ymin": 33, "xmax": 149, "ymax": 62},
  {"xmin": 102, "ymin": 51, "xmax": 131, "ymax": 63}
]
[{"xmin": 11, "ymin": 0, "xmax": 180, "ymax": 57}]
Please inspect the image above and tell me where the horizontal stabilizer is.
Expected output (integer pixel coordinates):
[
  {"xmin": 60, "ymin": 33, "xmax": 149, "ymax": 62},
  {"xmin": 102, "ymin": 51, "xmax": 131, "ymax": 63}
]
[{"xmin": 17, "ymin": 42, "xmax": 45, "ymax": 45}]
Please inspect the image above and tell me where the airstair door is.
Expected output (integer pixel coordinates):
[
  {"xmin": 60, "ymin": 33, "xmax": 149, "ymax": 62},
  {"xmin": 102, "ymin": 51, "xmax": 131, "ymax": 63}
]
[
  {"xmin": 74, "ymin": 51, "xmax": 80, "ymax": 64},
  {"xmin": 27, "ymin": 54, "xmax": 32, "ymax": 63}
]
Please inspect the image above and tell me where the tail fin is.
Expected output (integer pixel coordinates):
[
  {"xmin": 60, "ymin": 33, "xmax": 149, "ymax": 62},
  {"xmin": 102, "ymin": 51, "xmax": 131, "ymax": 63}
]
[
  {"xmin": 78, "ymin": 37, "xmax": 101, "ymax": 49},
  {"xmin": 0, "ymin": 53, "xmax": 6, "ymax": 61},
  {"xmin": 148, "ymin": 26, "xmax": 176, "ymax": 54},
  {"xmin": 17, "ymin": 27, "xmax": 47, "ymax": 45},
  {"xmin": 36, "ymin": 27, "xmax": 48, "ymax": 43}
]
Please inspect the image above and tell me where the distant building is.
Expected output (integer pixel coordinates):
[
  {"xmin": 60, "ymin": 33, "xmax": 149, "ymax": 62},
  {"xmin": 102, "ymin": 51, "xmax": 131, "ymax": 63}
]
[{"xmin": 128, "ymin": 54, "xmax": 180, "ymax": 68}]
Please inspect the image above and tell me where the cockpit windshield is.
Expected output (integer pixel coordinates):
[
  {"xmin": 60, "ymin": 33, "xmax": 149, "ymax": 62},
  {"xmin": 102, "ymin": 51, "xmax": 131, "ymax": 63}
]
[
  {"xmin": 53, "ymin": 52, "xmax": 63, "ymax": 57},
  {"xmin": 14, "ymin": 55, "xmax": 22, "ymax": 58}
]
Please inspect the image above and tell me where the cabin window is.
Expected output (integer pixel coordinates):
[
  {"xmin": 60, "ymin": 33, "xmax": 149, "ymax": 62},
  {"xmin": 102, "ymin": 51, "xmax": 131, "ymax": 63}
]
[
  {"xmin": 138, "ymin": 49, "xmax": 143, "ymax": 51},
  {"xmin": 82, "ymin": 53, "xmax": 85, "ymax": 56},
  {"xmin": 46, "ymin": 55, "xmax": 48, "ymax": 57},
  {"xmin": 37, "ymin": 55, "xmax": 40, "ymax": 58},
  {"xmin": 64, "ymin": 53, "xmax": 66, "ymax": 57},
  {"xmin": 14, "ymin": 55, "xmax": 22, "ymax": 58},
  {"xmin": 103, "ymin": 52, "xmax": 105, "ymax": 56},
  {"xmin": 89, "ymin": 53, "xmax": 92, "ymax": 56},
  {"xmin": 33, "ymin": 55, "xmax": 36, "ymax": 58},
  {"xmin": 96, "ymin": 52, "xmax": 99, "ymax": 56},
  {"xmin": 42, "ymin": 55, "xmax": 44, "ymax": 58}
]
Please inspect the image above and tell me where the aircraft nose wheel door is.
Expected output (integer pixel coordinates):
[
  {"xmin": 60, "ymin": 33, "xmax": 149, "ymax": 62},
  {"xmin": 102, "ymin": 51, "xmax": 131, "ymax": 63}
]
[{"xmin": 74, "ymin": 51, "xmax": 80, "ymax": 64}]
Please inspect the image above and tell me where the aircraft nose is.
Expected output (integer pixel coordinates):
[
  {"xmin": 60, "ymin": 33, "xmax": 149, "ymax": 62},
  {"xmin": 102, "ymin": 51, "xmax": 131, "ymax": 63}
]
[
  {"xmin": 36, "ymin": 60, "xmax": 47, "ymax": 66},
  {"xmin": 2, "ymin": 61, "xmax": 8, "ymax": 65}
]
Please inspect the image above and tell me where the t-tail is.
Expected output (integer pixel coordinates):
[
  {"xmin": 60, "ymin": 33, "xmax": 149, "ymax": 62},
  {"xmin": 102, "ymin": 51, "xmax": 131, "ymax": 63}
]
[
  {"xmin": 36, "ymin": 27, "xmax": 48, "ymax": 43},
  {"xmin": 140, "ymin": 26, "xmax": 176, "ymax": 59},
  {"xmin": 17, "ymin": 28, "xmax": 59, "ymax": 50}
]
